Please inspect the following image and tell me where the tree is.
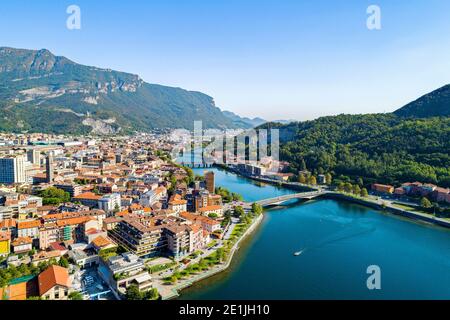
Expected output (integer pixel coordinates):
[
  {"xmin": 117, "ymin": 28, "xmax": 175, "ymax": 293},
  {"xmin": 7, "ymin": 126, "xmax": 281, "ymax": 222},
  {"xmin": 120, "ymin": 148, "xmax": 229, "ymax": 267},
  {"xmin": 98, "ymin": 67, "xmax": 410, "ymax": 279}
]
[
  {"xmin": 39, "ymin": 187, "xmax": 70, "ymax": 205},
  {"xmin": 298, "ymin": 174, "xmax": 306, "ymax": 184},
  {"xmin": 145, "ymin": 288, "xmax": 159, "ymax": 300},
  {"xmin": 344, "ymin": 183, "xmax": 353, "ymax": 193},
  {"xmin": 337, "ymin": 182, "xmax": 345, "ymax": 192},
  {"xmin": 308, "ymin": 176, "xmax": 317, "ymax": 185},
  {"xmin": 58, "ymin": 257, "xmax": 69, "ymax": 268},
  {"xmin": 353, "ymin": 185, "xmax": 361, "ymax": 196},
  {"xmin": 251, "ymin": 203, "xmax": 263, "ymax": 215},
  {"xmin": 232, "ymin": 193, "xmax": 243, "ymax": 202},
  {"xmin": 325, "ymin": 173, "xmax": 332, "ymax": 185},
  {"xmin": 357, "ymin": 177, "xmax": 364, "ymax": 187},
  {"xmin": 68, "ymin": 291, "xmax": 84, "ymax": 300},
  {"xmin": 215, "ymin": 248, "xmax": 225, "ymax": 263},
  {"xmin": 421, "ymin": 197, "xmax": 433, "ymax": 209},
  {"xmin": 300, "ymin": 158, "xmax": 307, "ymax": 171},
  {"xmin": 184, "ymin": 167, "xmax": 195, "ymax": 185},
  {"xmin": 125, "ymin": 284, "xmax": 144, "ymax": 300},
  {"xmin": 360, "ymin": 188, "xmax": 369, "ymax": 197},
  {"xmin": 198, "ymin": 258, "xmax": 208, "ymax": 270},
  {"xmin": 233, "ymin": 206, "xmax": 245, "ymax": 218}
]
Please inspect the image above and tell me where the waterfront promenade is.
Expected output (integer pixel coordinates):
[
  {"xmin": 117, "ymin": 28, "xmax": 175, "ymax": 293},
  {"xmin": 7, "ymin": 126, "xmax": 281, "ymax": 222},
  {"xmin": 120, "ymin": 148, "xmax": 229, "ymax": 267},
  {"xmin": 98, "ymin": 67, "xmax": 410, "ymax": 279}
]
[{"xmin": 155, "ymin": 213, "xmax": 264, "ymax": 300}]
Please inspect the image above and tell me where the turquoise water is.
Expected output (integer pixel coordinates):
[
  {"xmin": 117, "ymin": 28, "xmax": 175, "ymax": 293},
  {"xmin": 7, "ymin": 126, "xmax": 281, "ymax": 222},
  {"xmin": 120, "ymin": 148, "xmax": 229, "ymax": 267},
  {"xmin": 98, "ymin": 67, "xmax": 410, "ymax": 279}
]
[{"xmin": 181, "ymin": 168, "xmax": 450, "ymax": 300}]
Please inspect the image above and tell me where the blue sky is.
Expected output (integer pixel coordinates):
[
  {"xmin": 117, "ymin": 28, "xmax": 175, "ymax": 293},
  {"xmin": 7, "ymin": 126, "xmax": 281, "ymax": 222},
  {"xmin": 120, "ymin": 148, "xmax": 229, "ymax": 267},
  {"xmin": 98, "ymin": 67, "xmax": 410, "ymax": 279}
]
[{"xmin": 1, "ymin": 0, "xmax": 450, "ymax": 121}]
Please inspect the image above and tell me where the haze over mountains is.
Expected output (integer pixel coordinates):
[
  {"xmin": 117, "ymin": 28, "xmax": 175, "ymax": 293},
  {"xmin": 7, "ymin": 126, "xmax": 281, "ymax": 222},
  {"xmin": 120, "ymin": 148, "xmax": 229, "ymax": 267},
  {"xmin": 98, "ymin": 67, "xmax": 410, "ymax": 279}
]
[{"xmin": 0, "ymin": 47, "xmax": 257, "ymax": 134}]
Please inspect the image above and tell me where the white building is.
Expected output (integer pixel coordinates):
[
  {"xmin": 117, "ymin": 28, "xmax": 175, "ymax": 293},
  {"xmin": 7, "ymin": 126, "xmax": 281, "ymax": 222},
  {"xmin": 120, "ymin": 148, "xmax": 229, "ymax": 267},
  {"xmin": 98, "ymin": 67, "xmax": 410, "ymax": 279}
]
[
  {"xmin": 139, "ymin": 188, "xmax": 166, "ymax": 207},
  {"xmin": 98, "ymin": 193, "xmax": 122, "ymax": 213}
]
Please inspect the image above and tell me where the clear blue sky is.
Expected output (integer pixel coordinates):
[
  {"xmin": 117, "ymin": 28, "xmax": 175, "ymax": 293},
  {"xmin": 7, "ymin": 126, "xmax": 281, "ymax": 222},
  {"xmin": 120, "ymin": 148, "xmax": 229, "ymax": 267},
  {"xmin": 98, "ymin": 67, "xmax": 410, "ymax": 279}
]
[{"xmin": 1, "ymin": 0, "xmax": 450, "ymax": 121}]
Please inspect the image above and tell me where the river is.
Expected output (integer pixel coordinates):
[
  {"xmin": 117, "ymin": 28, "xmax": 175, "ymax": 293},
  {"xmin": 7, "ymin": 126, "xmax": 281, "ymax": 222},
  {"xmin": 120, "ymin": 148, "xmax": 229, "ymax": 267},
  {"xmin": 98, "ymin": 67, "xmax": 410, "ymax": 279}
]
[{"xmin": 180, "ymin": 167, "xmax": 450, "ymax": 299}]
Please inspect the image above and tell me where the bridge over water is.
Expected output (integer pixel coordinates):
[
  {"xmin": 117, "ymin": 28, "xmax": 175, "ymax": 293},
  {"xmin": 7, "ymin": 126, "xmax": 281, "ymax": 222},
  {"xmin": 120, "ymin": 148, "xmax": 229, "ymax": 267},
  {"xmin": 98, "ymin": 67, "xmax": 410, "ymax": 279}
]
[{"xmin": 254, "ymin": 190, "xmax": 327, "ymax": 207}]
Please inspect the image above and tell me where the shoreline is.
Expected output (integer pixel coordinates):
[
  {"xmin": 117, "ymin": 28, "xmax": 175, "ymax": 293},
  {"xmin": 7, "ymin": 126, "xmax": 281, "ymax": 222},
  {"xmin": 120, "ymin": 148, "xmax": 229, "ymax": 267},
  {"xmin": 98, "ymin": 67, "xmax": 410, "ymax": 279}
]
[
  {"xmin": 323, "ymin": 192, "xmax": 450, "ymax": 229},
  {"xmin": 161, "ymin": 166, "xmax": 450, "ymax": 300},
  {"xmin": 215, "ymin": 164, "xmax": 450, "ymax": 230},
  {"xmin": 161, "ymin": 213, "xmax": 265, "ymax": 300}
]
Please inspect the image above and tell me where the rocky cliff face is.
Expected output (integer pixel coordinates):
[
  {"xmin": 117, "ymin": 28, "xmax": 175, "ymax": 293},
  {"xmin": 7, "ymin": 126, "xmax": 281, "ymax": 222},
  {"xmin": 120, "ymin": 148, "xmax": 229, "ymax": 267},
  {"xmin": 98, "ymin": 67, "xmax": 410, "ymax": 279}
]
[{"xmin": 0, "ymin": 47, "xmax": 243, "ymax": 134}]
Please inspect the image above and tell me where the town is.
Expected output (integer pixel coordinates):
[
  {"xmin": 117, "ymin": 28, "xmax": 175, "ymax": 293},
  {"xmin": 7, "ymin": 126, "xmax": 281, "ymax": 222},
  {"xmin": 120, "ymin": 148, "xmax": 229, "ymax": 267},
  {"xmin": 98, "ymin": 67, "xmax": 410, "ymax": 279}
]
[
  {"xmin": 0, "ymin": 132, "xmax": 266, "ymax": 300},
  {"xmin": 1, "ymin": 131, "xmax": 450, "ymax": 301}
]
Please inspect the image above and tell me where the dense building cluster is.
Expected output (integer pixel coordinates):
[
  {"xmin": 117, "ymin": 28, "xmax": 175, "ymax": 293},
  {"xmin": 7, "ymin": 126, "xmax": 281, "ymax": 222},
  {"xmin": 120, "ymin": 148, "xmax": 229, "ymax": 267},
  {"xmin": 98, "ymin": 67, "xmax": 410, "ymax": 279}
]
[{"xmin": 0, "ymin": 132, "xmax": 227, "ymax": 300}]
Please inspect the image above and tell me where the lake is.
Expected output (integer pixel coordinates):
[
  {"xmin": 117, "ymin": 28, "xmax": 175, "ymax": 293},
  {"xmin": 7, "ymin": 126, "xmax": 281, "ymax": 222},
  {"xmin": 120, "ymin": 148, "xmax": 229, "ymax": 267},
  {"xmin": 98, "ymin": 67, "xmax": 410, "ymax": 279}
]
[{"xmin": 180, "ymin": 167, "xmax": 450, "ymax": 299}]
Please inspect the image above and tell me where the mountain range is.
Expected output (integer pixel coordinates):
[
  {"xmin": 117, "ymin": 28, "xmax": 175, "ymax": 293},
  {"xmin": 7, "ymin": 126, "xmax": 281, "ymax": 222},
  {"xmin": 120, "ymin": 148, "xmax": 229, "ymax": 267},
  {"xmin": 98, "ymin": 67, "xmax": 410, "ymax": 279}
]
[
  {"xmin": 1, "ymin": 47, "xmax": 450, "ymax": 135},
  {"xmin": 0, "ymin": 47, "xmax": 259, "ymax": 134}
]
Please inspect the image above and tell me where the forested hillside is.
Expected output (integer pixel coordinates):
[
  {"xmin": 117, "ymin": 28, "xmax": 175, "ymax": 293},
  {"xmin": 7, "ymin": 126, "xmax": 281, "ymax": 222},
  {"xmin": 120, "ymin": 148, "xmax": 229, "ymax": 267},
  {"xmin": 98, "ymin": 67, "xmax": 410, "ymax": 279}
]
[{"xmin": 265, "ymin": 114, "xmax": 450, "ymax": 187}]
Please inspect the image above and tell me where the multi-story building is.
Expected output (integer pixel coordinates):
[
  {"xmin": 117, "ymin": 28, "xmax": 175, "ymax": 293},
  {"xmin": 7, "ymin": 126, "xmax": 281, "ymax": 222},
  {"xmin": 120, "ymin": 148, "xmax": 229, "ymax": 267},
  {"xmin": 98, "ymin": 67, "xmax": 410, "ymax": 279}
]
[
  {"xmin": 180, "ymin": 211, "xmax": 221, "ymax": 233},
  {"xmin": 110, "ymin": 215, "xmax": 209, "ymax": 260},
  {"xmin": 371, "ymin": 184, "xmax": 394, "ymax": 194},
  {"xmin": 27, "ymin": 149, "xmax": 41, "ymax": 166},
  {"xmin": 139, "ymin": 187, "xmax": 167, "ymax": 207},
  {"xmin": 39, "ymin": 225, "xmax": 60, "ymax": 250},
  {"xmin": 0, "ymin": 206, "xmax": 14, "ymax": 220},
  {"xmin": 54, "ymin": 184, "xmax": 83, "ymax": 198},
  {"xmin": 72, "ymin": 192, "xmax": 102, "ymax": 208},
  {"xmin": 98, "ymin": 253, "xmax": 152, "ymax": 296},
  {"xmin": 194, "ymin": 190, "xmax": 210, "ymax": 211},
  {"xmin": 198, "ymin": 205, "xmax": 223, "ymax": 217},
  {"xmin": 39, "ymin": 211, "xmax": 107, "ymax": 249},
  {"xmin": 0, "ymin": 155, "xmax": 26, "ymax": 184},
  {"xmin": 98, "ymin": 194, "xmax": 122, "ymax": 213},
  {"xmin": 164, "ymin": 224, "xmax": 193, "ymax": 259},
  {"xmin": 11, "ymin": 236, "xmax": 33, "ymax": 253},
  {"xmin": 0, "ymin": 231, "xmax": 10, "ymax": 256},
  {"xmin": 46, "ymin": 153, "xmax": 54, "ymax": 183},
  {"xmin": 110, "ymin": 217, "xmax": 166, "ymax": 258},
  {"xmin": 205, "ymin": 171, "xmax": 215, "ymax": 193},
  {"xmin": 168, "ymin": 194, "xmax": 187, "ymax": 213},
  {"xmin": 17, "ymin": 219, "xmax": 41, "ymax": 239},
  {"xmin": 208, "ymin": 194, "xmax": 223, "ymax": 206}
]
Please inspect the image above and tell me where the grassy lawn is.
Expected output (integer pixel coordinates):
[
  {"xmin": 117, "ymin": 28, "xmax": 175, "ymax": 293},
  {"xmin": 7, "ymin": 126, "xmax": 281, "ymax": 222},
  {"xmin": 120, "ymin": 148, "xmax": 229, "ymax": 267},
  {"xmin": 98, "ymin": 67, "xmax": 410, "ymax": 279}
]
[{"xmin": 392, "ymin": 203, "xmax": 429, "ymax": 214}]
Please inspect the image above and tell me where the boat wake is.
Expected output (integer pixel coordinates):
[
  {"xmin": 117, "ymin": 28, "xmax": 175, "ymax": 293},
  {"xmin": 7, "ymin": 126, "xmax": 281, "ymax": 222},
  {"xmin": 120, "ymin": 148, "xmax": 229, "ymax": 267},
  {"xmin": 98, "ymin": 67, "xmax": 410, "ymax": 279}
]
[
  {"xmin": 294, "ymin": 249, "xmax": 306, "ymax": 256},
  {"xmin": 295, "ymin": 222, "xmax": 376, "ymax": 255}
]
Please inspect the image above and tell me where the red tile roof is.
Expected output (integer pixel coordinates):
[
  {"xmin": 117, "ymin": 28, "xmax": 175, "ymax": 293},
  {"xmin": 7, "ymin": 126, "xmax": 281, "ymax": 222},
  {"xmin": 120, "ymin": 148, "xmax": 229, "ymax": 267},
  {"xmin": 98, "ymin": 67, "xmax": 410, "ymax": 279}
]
[
  {"xmin": 38, "ymin": 265, "xmax": 70, "ymax": 296},
  {"xmin": 17, "ymin": 219, "xmax": 41, "ymax": 230}
]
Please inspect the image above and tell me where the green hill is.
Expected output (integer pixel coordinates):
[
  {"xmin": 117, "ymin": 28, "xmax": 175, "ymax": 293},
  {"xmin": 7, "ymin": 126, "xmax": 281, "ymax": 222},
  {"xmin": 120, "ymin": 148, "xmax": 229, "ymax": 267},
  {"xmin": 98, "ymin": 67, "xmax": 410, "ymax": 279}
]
[
  {"xmin": 0, "ymin": 47, "xmax": 243, "ymax": 134},
  {"xmin": 262, "ymin": 113, "xmax": 450, "ymax": 187},
  {"xmin": 394, "ymin": 84, "xmax": 450, "ymax": 118}
]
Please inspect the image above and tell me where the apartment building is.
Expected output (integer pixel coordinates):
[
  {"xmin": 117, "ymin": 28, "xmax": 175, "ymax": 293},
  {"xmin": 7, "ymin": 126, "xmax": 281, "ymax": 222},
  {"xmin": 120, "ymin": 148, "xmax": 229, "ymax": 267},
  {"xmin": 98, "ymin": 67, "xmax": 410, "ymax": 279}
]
[
  {"xmin": 99, "ymin": 253, "xmax": 152, "ymax": 296},
  {"xmin": 168, "ymin": 194, "xmax": 187, "ymax": 213},
  {"xmin": 109, "ymin": 216, "xmax": 166, "ymax": 258},
  {"xmin": 98, "ymin": 193, "xmax": 122, "ymax": 213},
  {"xmin": 0, "ymin": 155, "xmax": 26, "ymax": 184},
  {"xmin": 0, "ymin": 231, "xmax": 10, "ymax": 256},
  {"xmin": 198, "ymin": 205, "xmax": 224, "ymax": 217},
  {"xmin": 72, "ymin": 192, "xmax": 102, "ymax": 208},
  {"xmin": 54, "ymin": 184, "xmax": 83, "ymax": 197}
]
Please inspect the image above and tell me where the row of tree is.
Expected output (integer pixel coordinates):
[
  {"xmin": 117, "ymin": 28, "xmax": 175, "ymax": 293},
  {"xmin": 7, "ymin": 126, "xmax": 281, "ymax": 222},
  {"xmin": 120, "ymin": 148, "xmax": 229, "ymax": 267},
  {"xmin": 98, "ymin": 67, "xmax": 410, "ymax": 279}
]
[
  {"xmin": 271, "ymin": 114, "xmax": 450, "ymax": 187},
  {"xmin": 336, "ymin": 182, "xmax": 369, "ymax": 197}
]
